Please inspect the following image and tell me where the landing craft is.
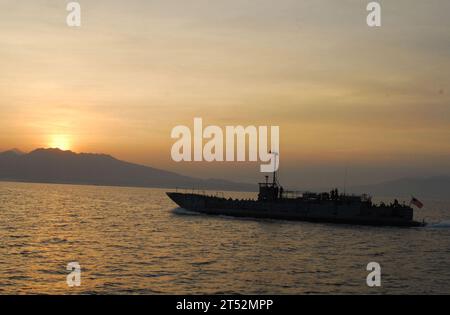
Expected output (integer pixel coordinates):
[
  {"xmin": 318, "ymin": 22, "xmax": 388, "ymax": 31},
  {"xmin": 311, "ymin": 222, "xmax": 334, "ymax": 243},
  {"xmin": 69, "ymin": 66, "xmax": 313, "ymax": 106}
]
[{"xmin": 167, "ymin": 167, "xmax": 426, "ymax": 227}]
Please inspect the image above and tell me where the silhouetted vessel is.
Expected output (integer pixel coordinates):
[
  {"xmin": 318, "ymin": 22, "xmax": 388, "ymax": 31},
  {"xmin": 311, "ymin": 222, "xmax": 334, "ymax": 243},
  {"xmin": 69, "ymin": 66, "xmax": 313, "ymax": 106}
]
[{"xmin": 167, "ymin": 169, "xmax": 425, "ymax": 227}]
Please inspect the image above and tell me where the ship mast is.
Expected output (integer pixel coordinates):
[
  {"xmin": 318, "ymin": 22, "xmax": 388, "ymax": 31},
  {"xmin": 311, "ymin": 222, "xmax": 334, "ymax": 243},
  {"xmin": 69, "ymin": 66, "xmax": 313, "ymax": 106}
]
[{"xmin": 270, "ymin": 151, "xmax": 279, "ymax": 186}]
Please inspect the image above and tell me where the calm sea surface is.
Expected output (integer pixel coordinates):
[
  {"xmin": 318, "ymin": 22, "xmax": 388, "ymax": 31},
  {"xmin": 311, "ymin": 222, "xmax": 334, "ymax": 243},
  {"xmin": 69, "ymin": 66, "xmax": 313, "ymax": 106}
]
[{"xmin": 0, "ymin": 181, "xmax": 449, "ymax": 294}]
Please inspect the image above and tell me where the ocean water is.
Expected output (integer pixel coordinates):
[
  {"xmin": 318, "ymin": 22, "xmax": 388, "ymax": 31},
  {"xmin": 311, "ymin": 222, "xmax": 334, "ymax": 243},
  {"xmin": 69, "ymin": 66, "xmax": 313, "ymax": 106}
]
[{"xmin": 0, "ymin": 181, "xmax": 449, "ymax": 295}]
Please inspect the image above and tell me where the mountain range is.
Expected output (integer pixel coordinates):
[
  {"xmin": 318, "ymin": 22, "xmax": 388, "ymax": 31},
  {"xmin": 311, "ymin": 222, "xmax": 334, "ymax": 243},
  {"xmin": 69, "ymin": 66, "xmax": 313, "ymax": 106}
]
[
  {"xmin": 348, "ymin": 176, "xmax": 450, "ymax": 199},
  {"xmin": 0, "ymin": 148, "xmax": 449, "ymax": 199},
  {"xmin": 0, "ymin": 148, "xmax": 255, "ymax": 191}
]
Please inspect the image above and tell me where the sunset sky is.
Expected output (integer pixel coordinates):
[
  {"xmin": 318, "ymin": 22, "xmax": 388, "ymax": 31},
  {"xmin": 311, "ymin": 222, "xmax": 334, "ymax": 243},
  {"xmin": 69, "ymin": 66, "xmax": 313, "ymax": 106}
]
[{"xmin": 1, "ymin": 0, "xmax": 449, "ymax": 188}]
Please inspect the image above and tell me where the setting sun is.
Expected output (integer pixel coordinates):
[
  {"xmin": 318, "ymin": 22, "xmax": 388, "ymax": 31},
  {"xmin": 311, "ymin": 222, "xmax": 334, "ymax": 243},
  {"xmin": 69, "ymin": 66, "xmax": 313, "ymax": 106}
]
[{"xmin": 49, "ymin": 135, "xmax": 72, "ymax": 151}]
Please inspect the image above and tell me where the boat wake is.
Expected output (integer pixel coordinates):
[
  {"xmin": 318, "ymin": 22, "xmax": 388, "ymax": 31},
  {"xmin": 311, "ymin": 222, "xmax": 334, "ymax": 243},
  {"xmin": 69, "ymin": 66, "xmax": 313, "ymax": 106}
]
[
  {"xmin": 426, "ymin": 220, "xmax": 450, "ymax": 229},
  {"xmin": 171, "ymin": 207, "xmax": 201, "ymax": 216}
]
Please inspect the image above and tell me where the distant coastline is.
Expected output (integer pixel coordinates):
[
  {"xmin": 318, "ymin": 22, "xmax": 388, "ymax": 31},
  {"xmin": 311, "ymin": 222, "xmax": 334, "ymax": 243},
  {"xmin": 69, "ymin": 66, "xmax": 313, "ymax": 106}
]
[
  {"xmin": 0, "ymin": 178, "xmax": 257, "ymax": 194},
  {"xmin": 1, "ymin": 148, "xmax": 449, "ymax": 199}
]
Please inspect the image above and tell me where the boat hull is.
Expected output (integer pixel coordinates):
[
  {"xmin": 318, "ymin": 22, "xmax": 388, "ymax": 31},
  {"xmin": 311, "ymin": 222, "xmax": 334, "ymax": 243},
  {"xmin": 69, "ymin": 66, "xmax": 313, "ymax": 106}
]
[{"xmin": 166, "ymin": 192, "xmax": 425, "ymax": 227}]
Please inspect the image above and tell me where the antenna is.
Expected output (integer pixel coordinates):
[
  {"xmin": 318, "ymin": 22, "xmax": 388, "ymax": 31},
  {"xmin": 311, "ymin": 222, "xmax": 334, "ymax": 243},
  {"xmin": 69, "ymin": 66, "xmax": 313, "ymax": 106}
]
[
  {"xmin": 269, "ymin": 151, "xmax": 279, "ymax": 185},
  {"xmin": 344, "ymin": 165, "xmax": 348, "ymax": 195}
]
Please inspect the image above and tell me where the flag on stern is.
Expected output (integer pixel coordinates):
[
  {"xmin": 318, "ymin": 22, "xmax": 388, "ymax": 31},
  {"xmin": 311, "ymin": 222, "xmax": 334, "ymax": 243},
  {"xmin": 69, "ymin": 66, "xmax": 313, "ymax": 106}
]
[{"xmin": 410, "ymin": 197, "xmax": 424, "ymax": 209}]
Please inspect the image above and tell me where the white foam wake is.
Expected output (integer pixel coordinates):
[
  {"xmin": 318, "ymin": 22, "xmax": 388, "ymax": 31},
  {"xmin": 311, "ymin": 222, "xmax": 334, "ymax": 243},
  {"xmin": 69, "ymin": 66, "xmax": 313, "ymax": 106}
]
[{"xmin": 427, "ymin": 220, "xmax": 450, "ymax": 228}]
